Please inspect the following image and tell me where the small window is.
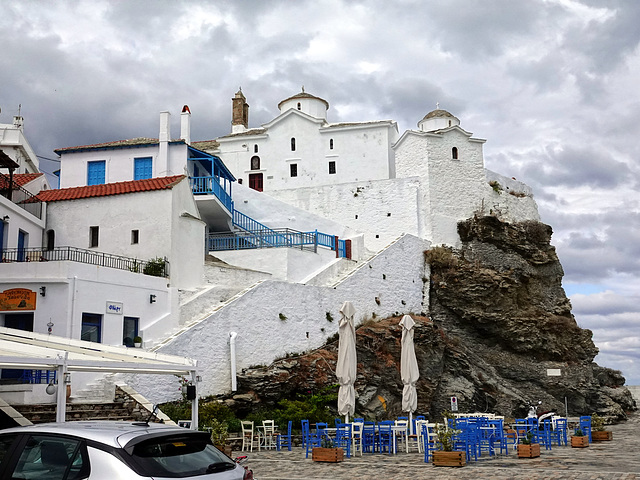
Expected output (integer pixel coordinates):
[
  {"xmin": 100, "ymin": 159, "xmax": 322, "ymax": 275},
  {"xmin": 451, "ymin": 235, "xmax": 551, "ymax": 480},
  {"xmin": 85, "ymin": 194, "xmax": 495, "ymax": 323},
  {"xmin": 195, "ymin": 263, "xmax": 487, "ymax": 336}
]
[
  {"xmin": 89, "ymin": 226, "xmax": 99, "ymax": 248},
  {"xmin": 123, "ymin": 316, "xmax": 139, "ymax": 347},
  {"xmin": 291, "ymin": 138, "xmax": 296, "ymax": 151},
  {"xmin": 251, "ymin": 156, "xmax": 260, "ymax": 170},
  {"xmin": 254, "ymin": 144, "xmax": 258, "ymax": 153},
  {"xmin": 449, "ymin": 120, "xmax": 452, "ymax": 127},
  {"xmin": 134, "ymin": 157, "xmax": 153, "ymax": 180},
  {"xmin": 329, "ymin": 161, "xmax": 336, "ymax": 174},
  {"xmin": 329, "ymin": 139, "xmax": 334, "ymax": 150},
  {"xmin": 290, "ymin": 164, "xmax": 298, "ymax": 177},
  {"xmin": 238, "ymin": 178, "xmax": 243, "ymax": 185},
  {"xmin": 81, "ymin": 313, "xmax": 102, "ymax": 343},
  {"xmin": 452, "ymin": 147, "xmax": 458, "ymax": 160},
  {"xmin": 297, "ymin": 102, "xmax": 301, "ymax": 110},
  {"xmin": 131, "ymin": 229, "xmax": 139, "ymax": 244},
  {"xmin": 46, "ymin": 230, "xmax": 55, "ymax": 251}
]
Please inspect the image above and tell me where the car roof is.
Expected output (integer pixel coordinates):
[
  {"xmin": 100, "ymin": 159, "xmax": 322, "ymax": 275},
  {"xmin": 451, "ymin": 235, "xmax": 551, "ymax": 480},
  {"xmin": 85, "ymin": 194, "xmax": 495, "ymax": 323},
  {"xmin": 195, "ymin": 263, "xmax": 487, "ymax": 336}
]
[{"xmin": 0, "ymin": 421, "xmax": 197, "ymax": 448}]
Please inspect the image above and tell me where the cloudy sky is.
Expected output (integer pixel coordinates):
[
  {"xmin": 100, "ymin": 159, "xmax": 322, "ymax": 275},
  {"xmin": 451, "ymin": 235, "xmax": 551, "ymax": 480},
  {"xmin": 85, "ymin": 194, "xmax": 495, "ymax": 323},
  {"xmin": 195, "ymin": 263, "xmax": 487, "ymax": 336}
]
[{"xmin": 2, "ymin": 0, "xmax": 639, "ymax": 384}]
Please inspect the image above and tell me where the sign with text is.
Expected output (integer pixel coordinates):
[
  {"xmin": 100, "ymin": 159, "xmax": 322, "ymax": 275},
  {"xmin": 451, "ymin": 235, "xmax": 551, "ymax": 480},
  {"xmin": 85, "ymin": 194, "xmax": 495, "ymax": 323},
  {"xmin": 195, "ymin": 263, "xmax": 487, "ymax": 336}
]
[
  {"xmin": 546, "ymin": 369, "xmax": 562, "ymax": 377},
  {"xmin": 0, "ymin": 288, "xmax": 36, "ymax": 311},
  {"xmin": 450, "ymin": 396, "xmax": 458, "ymax": 412},
  {"xmin": 106, "ymin": 301, "xmax": 123, "ymax": 315}
]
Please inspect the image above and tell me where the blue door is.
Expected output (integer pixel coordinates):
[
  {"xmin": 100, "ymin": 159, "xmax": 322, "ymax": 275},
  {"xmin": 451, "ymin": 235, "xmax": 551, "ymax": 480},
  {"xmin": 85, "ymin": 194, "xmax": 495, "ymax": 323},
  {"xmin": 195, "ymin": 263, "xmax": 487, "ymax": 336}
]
[
  {"xmin": 87, "ymin": 160, "xmax": 106, "ymax": 185},
  {"xmin": 134, "ymin": 157, "xmax": 152, "ymax": 180},
  {"xmin": 1, "ymin": 313, "xmax": 34, "ymax": 381},
  {"xmin": 17, "ymin": 230, "xmax": 27, "ymax": 262}
]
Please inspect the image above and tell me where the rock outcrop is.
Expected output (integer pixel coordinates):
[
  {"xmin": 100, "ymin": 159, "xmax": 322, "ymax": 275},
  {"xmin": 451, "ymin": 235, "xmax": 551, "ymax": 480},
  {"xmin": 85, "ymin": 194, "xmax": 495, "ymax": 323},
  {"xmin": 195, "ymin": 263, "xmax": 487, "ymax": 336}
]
[{"xmin": 226, "ymin": 216, "xmax": 636, "ymax": 421}]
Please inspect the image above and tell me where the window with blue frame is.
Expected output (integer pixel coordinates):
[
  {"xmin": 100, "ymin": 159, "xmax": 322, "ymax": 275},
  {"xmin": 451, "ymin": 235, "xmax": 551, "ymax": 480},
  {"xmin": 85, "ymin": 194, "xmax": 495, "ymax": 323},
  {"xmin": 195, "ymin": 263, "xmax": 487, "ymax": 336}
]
[
  {"xmin": 134, "ymin": 157, "xmax": 153, "ymax": 180},
  {"xmin": 87, "ymin": 160, "xmax": 106, "ymax": 185},
  {"xmin": 81, "ymin": 313, "xmax": 102, "ymax": 343}
]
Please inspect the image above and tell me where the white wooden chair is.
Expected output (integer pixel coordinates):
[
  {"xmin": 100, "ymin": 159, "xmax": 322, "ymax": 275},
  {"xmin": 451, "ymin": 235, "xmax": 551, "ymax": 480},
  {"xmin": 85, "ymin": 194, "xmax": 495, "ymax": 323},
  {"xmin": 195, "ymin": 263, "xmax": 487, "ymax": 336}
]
[
  {"xmin": 241, "ymin": 421, "xmax": 259, "ymax": 452},
  {"xmin": 260, "ymin": 420, "xmax": 276, "ymax": 449},
  {"xmin": 351, "ymin": 421, "xmax": 364, "ymax": 456}
]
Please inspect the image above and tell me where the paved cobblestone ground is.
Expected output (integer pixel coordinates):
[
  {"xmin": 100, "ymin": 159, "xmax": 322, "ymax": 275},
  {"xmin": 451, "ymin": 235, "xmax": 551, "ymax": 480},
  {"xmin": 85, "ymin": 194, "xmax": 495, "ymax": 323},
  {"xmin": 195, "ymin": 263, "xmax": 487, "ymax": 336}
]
[{"xmin": 242, "ymin": 413, "xmax": 640, "ymax": 479}]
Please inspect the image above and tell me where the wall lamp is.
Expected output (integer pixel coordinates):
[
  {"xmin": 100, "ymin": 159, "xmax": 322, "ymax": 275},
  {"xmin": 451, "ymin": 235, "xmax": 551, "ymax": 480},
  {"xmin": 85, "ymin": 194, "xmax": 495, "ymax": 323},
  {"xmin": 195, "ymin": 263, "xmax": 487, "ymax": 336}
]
[
  {"xmin": 40, "ymin": 286, "xmax": 46, "ymax": 297},
  {"xmin": 149, "ymin": 294, "xmax": 156, "ymax": 304},
  {"xmin": 2, "ymin": 215, "xmax": 9, "ymax": 222}
]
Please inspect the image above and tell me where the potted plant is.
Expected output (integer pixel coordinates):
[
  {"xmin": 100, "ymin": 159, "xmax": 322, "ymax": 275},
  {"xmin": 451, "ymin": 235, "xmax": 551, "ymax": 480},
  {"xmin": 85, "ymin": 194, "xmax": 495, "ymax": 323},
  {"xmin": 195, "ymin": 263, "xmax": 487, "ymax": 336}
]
[
  {"xmin": 312, "ymin": 438, "xmax": 344, "ymax": 463},
  {"xmin": 590, "ymin": 413, "xmax": 613, "ymax": 441},
  {"xmin": 571, "ymin": 428, "xmax": 589, "ymax": 448},
  {"xmin": 209, "ymin": 419, "xmax": 232, "ymax": 457},
  {"xmin": 432, "ymin": 414, "xmax": 465, "ymax": 467},
  {"xmin": 517, "ymin": 431, "xmax": 541, "ymax": 458},
  {"xmin": 133, "ymin": 336, "xmax": 143, "ymax": 348}
]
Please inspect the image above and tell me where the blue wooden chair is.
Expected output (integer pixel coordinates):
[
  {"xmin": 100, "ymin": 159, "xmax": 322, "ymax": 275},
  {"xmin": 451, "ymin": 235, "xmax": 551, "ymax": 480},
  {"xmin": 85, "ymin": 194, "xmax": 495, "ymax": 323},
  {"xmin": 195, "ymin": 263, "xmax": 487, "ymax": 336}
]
[
  {"xmin": 301, "ymin": 419, "xmax": 310, "ymax": 449},
  {"xmin": 362, "ymin": 422, "xmax": 376, "ymax": 453},
  {"xmin": 378, "ymin": 421, "xmax": 394, "ymax": 454},
  {"xmin": 276, "ymin": 420, "xmax": 292, "ymax": 451},
  {"xmin": 579, "ymin": 416, "xmax": 592, "ymax": 442},
  {"xmin": 553, "ymin": 418, "xmax": 568, "ymax": 446},
  {"xmin": 334, "ymin": 423, "xmax": 352, "ymax": 458}
]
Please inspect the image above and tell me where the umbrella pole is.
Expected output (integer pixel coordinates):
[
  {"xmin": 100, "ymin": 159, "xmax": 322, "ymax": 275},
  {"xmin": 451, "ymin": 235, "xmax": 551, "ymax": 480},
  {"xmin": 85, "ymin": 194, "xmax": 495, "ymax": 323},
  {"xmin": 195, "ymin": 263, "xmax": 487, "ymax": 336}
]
[
  {"xmin": 409, "ymin": 411, "xmax": 413, "ymax": 435},
  {"xmin": 345, "ymin": 413, "xmax": 350, "ymax": 424}
]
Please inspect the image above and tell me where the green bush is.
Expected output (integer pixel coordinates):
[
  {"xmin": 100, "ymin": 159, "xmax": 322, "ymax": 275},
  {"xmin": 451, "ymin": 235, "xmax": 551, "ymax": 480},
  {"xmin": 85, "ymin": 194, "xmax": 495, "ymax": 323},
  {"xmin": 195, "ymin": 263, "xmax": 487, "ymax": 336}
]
[{"xmin": 143, "ymin": 257, "xmax": 167, "ymax": 277}]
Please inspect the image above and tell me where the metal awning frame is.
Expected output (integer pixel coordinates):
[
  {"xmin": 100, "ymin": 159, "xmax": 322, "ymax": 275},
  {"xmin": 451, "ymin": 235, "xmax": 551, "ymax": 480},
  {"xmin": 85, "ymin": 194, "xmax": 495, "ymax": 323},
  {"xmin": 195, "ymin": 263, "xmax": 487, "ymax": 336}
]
[{"xmin": 0, "ymin": 328, "xmax": 199, "ymax": 428}]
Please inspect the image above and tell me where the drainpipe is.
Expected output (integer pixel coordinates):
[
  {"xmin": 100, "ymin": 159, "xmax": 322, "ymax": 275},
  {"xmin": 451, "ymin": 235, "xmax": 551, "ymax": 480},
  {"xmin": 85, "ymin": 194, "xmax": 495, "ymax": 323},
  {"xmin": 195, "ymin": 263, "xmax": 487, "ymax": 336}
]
[{"xmin": 229, "ymin": 332, "xmax": 238, "ymax": 392}]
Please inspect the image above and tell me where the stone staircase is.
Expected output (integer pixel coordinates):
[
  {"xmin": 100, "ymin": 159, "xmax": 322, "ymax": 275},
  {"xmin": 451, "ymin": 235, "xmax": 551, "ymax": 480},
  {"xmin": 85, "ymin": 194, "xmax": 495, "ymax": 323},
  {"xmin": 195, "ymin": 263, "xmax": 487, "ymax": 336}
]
[{"xmin": 8, "ymin": 385, "xmax": 168, "ymax": 426}]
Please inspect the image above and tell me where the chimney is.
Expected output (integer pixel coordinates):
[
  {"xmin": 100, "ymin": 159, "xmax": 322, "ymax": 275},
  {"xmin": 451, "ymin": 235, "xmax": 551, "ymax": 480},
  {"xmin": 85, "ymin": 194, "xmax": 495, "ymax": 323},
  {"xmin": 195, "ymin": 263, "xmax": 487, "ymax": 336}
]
[
  {"xmin": 231, "ymin": 88, "xmax": 249, "ymax": 134},
  {"xmin": 158, "ymin": 111, "xmax": 171, "ymax": 176},
  {"xmin": 13, "ymin": 115, "xmax": 23, "ymax": 131},
  {"xmin": 180, "ymin": 105, "xmax": 191, "ymax": 145}
]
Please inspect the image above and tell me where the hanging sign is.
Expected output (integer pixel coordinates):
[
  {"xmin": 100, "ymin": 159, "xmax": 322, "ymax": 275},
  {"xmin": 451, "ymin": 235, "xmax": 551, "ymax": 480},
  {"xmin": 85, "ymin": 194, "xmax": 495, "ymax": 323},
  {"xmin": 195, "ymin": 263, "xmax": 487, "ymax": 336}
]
[{"xmin": 0, "ymin": 288, "xmax": 37, "ymax": 311}]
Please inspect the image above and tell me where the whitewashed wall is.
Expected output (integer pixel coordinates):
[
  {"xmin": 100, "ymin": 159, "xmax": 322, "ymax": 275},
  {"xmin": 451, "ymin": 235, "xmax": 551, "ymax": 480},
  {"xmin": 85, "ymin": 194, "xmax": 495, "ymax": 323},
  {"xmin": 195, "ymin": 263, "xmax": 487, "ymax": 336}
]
[
  {"xmin": 268, "ymin": 177, "xmax": 423, "ymax": 252},
  {"xmin": 216, "ymin": 112, "xmax": 397, "ymax": 192},
  {"xmin": 45, "ymin": 178, "xmax": 203, "ymax": 289},
  {"xmin": 0, "ymin": 261, "xmax": 173, "ymax": 343},
  {"xmin": 0, "ymin": 194, "xmax": 45, "ymax": 250},
  {"xmin": 483, "ymin": 170, "xmax": 540, "ymax": 223},
  {"xmin": 58, "ymin": 143, "xmax": 188, "ymax": 188},
  {"xmin": 125, "ymin": 234, "xmax": 429, "ymax": 403}
]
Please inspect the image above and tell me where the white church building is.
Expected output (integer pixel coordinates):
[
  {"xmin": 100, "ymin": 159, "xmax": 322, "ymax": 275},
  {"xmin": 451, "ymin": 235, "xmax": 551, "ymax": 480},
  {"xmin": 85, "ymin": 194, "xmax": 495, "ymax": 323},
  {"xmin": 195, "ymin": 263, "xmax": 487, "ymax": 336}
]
[{"xmin": 0, "ymin": 89, "xmax": 540, "ymax": 406}]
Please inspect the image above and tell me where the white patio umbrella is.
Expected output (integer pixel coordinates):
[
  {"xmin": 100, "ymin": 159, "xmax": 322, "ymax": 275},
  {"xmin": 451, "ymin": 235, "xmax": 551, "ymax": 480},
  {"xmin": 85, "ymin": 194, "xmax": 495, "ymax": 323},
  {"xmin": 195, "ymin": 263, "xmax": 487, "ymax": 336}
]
[
  {"xmin": 336, "ymin": 301, "xmax": 357, "ymax": 423},
  {"xmin": 400, "ymin": 314, "xmax": 419, "ymax": 434}
]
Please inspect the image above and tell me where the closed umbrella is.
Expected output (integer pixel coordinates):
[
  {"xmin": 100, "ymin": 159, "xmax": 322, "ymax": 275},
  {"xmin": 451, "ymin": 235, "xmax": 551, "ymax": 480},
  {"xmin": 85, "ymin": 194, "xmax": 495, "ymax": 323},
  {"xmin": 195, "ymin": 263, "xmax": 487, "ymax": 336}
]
[
  {"xmin": 400, "ymin": 315, "xmax": 419, "ymax": 433},
  {"xmin": 336, "ymin": 301, "xmax": 357, "ymax": 423}
]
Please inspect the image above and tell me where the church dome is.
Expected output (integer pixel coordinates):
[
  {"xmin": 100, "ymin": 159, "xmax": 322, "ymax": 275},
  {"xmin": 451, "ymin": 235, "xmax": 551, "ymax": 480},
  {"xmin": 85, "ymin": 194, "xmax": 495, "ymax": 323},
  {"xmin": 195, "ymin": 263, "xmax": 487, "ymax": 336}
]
[
  {"xmin": 418, "ymin": 108, "xmax": 460, "ymax": 132},
  {"xmin": 278, "ymin": 89, "xmax": 329, "ymax": 119}
]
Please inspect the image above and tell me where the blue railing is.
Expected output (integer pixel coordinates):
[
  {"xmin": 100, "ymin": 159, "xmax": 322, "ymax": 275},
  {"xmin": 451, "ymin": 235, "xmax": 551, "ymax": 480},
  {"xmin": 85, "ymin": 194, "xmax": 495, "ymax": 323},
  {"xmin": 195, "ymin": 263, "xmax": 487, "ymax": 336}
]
[
  {"xmin": 20, "ymin": 369, "xmax": 57, "ymax": 384},
  {"xmin": 190, "ymin": 176, "xmax": 233, "ymax": 212}
]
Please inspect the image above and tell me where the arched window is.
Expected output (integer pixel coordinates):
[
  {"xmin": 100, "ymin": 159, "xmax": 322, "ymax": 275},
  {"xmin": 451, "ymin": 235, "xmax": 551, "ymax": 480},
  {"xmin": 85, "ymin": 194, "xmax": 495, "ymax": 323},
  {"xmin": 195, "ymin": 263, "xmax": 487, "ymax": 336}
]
[
  {"xmin": 251, "ymin": 156, "xmax": 260, "ymax": 170},
  {"xmin": 291, "ymin": 138, "xmax": 296, "ymax": 151},
  {"xmin": 254, "ymin": 144, "xmax": 258, "ymax": 153},
  {"xmin": 46, "ymin": 230, "xmax": 55, "ymax": 251},
  {"xmin": 448, "ymin": 120, "xmax": 452, "ymax": 127},
  {"xmin": 452, "ymin": 147, "xmax": 458, "ymax": 160},
  {"xmin": 329, "ymin": 139, "xmax": 334, "ymax": 150},
  {"xmin": 297, "ymin": 102, "xmax": 301, "ymax": 110}
]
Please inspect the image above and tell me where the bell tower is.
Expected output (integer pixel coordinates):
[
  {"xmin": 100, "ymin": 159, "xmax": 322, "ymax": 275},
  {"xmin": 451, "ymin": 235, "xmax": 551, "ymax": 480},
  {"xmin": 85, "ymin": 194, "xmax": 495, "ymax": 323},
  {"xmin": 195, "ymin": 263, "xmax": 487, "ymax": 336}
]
[{"xmin": 231, "ymin": 88, "xmax": 249, "ymax": 133}]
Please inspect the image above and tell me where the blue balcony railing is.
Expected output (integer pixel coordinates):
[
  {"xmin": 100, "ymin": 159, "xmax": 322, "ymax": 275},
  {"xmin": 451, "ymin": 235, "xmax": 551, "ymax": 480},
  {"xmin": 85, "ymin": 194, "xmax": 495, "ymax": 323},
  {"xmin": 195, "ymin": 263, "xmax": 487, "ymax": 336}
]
[{"xmin": 190, "ymin": 176, "xmax": 233, "ymax": 213}]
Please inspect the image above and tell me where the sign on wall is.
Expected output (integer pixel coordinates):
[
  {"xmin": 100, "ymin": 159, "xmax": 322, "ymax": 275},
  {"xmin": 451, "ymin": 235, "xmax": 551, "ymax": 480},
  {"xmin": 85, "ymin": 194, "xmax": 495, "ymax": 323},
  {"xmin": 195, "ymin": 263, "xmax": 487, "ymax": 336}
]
[
  {"xmin": 0, "ymin": 288, "xmax": 37, "ymax": 311},
  {"xmin": 450, "ymin": 396, "xmax": 458, "ymax": 412},
  {"xmin": 106, "ymin": 301, "xmax": 123, "ymax": 315}
]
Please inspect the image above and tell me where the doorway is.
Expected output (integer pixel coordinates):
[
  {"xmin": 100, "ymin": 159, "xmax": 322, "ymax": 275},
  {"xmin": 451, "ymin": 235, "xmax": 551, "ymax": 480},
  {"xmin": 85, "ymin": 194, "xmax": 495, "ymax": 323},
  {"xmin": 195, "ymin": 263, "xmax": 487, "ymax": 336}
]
[{"xmin": 249, "ymin": 173, "xmax": 263, "ymax": 192}]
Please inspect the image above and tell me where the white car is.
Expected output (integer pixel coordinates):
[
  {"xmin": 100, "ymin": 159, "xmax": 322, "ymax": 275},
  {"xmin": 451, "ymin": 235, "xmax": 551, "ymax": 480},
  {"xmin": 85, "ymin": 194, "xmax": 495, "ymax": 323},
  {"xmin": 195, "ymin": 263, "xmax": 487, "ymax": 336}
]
[{"xmin": 0, "ymin": 421, "xmax": 253, "ymax": 480}]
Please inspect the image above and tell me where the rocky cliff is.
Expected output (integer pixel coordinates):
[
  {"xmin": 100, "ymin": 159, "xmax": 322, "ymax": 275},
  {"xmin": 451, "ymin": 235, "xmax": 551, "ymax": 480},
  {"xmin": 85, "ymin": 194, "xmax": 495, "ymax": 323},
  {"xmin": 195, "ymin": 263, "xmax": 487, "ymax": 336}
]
[{"xmin": 227, "ymin": 216, "xmax": 636, "ymax": 421}]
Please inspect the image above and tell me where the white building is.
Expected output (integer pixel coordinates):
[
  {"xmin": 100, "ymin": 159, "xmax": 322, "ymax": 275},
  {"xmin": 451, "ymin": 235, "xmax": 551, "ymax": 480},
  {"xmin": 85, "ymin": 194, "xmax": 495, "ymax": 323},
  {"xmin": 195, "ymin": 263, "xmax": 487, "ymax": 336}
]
[{"xmin": 0, "ymin": 90, "xmax": 542, "ymax": 406}]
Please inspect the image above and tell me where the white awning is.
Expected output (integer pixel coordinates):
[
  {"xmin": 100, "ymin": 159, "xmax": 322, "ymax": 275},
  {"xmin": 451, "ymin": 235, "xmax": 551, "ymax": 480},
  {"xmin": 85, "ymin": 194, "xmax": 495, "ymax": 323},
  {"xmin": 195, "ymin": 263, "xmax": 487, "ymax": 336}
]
[{"xmin": 0, "ymin": 327, "xmax": 199, "ymax": 426}]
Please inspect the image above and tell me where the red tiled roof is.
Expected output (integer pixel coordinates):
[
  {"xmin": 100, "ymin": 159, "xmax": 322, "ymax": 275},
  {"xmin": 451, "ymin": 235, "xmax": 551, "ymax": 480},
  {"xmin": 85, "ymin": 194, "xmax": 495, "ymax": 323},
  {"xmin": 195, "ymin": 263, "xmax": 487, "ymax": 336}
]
[
  {"xmin": 38, "ymin": 175, "xmax": 185, "ymax": 203},
  {"xmin": 0, "ymin": 173, "xmax": 43, "ymax": 189}
]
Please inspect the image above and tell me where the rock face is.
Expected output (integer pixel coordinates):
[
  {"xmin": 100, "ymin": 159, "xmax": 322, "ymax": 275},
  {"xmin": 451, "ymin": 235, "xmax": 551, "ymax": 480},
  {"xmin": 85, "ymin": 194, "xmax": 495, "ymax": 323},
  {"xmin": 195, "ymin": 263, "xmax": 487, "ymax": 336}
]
[{"xmin": 229, "ymin": 216, "xmax": 636, "ymax": 421}]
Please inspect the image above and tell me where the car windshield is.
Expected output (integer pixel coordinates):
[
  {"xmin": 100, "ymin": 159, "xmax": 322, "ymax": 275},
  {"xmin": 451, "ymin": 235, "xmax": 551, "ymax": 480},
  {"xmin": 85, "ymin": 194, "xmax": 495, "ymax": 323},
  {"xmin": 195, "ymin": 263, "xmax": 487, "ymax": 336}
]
[{"xmin": 129, "ymin": 434, "xmax": 235, "ymax": 478}]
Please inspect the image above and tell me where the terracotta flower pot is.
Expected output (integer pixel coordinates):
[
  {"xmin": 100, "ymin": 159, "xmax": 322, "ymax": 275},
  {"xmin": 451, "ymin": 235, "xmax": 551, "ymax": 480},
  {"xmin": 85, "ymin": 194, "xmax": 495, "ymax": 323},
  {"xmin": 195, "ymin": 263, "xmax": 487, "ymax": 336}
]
[
  {"xmin": 517, "ymin": 443, "xmax": 541, "ymax": 458},
  {"xmin": 591, "ymin": 431, "xmax": 613, "ymax": 441},
  {"xmin": 312, "ymin": 447, "xmax": 344, "ymax": 463},
  {"xmin": 432, "ymin": 450, "xmax": 466, "ymax": 467},
  {"xmin": 571, "ymin": 436, "xmax": 589, "ymax": 448}
]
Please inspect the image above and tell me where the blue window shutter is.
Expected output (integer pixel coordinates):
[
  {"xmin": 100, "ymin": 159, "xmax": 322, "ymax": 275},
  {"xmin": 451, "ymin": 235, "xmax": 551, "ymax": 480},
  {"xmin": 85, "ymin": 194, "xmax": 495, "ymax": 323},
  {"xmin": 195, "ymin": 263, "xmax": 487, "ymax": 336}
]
[
  {"xmin": 87, "ymin": 161, "xmax": 106, "ymax": 186},
  {"xmin": 134, "ymin": 157, "xmax": 153, "ymax": 180}
]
